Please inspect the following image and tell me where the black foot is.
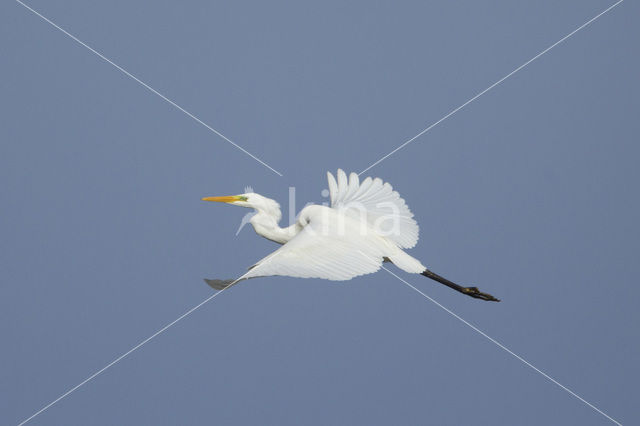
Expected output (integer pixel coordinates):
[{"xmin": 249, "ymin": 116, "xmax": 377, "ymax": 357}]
[
  {"xmin": 462, "ymin": 286, "xmax": 500, "ymax": 302},
  {"xmin": 421, "ymin": 269, "xmax": 501, "ymax": 302}
]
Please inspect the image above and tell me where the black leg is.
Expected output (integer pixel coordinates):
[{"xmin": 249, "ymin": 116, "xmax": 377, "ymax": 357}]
[{"xmin": 421, "ymin": 269, "xmax": 500, "ymax": 302}]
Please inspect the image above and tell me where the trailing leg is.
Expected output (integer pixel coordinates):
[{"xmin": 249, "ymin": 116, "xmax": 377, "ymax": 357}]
[{"xmin": 421, "ymin": 269, "xmax": 500, "ymax": 302}]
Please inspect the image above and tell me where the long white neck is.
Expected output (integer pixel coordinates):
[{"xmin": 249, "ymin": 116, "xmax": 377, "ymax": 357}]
[{"xmin": 249, "ymin": 204, "xmax": 301, "ymax": 244}]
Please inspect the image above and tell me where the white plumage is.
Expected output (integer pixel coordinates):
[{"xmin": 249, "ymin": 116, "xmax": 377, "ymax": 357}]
[
  {"xmin": 327, "ymin": 169, "xmax": 419, "ymax": 249},
  {"xmin": 202, "ymin": 169, "xmax": 499, "ymax": 301},
  {"xmin": 242, "ymin": 169, "xmax": 423, "ymax": 281}
]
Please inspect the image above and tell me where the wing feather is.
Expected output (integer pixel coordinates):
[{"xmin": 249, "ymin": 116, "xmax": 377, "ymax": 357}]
[
  {"xmin": 326, "ymin": 169, "xmax": 419, "ymax": 248},
  {"xmin": 352, "ymin": 176, "xmax": 373, "ymax": 199},
  {"xmin": 327, "ymin": 172, "xmax": 338, "ymax": 205},
  {"xmin": 337, "ymin": 169, "xmax": 349, "ymax": 201},
  {"xmin": 244, "ymin": 208, "xmax": 389, "ymax": 281}
]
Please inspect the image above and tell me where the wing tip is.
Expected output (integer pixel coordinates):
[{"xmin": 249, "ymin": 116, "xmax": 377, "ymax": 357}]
[{"xmin": 204, "ymin": 278, "xmax": 234, "ymax": 291}]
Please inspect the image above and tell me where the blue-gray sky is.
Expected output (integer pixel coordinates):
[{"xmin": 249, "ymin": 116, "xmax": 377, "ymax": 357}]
[{"xmin": 2, "ymin": 1, "xmax": 638, "ymax": 425}]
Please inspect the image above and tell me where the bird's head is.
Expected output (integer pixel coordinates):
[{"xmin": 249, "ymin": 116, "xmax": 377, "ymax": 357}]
[{"xmin": 201, "ymin": 190, "xmax": 281, "ymax": 220}]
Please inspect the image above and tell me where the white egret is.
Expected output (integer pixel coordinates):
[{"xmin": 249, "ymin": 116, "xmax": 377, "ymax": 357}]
[{"xmin": 202, "ymin": 169, "xmax": 499, "ymax": 301}]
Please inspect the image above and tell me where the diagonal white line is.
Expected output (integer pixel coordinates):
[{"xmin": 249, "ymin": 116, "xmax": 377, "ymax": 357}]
[
  {"xmin": 359, "ymin": 0, "xmax": 624, "ymax": 176},
  {"xmin": 15, "ymin": 0, "xmax": 284, "ymax": 177},
  {"xmin": 16, "ymin": 274, "xmax": 246, "ymax": 426},
  {"xmin": 382, "ymin": 266, "xmax": 622, "ymax": 426}
]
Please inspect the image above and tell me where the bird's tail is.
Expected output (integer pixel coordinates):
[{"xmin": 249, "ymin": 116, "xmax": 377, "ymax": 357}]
[{"xmin": 386, "ymin": 251, "xmax": 426, "ymax": 274}]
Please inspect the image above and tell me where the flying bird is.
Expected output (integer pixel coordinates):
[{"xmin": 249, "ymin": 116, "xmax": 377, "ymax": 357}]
[{"xmin": 202, "ymin": 169, "xmax": 499, "ymax": 302}]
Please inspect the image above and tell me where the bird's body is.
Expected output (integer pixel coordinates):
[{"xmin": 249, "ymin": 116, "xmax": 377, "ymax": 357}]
[{"xmin": 202, "ymin": 169, "xmax": 499, "ymax": 301}]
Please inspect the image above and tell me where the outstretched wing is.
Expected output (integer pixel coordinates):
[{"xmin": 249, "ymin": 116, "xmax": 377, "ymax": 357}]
[
  {"xmin": 243, "ymin": 212, "xmax": 389, "ymax": 281},
  {"xmin": 327, "ymin": 169, "xmax": 419, "ymax": 249}
]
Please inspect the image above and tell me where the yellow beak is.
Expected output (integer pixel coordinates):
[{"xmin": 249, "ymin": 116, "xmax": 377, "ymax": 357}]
[{"xmin": 201, "ymin": 195, "xmax": 245, "ymax": 203}]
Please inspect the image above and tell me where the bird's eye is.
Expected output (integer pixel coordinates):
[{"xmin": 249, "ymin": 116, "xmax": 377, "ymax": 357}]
[{"xmin": 238, "ymin": 196, "xmax": 248, "ymax": 201}]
